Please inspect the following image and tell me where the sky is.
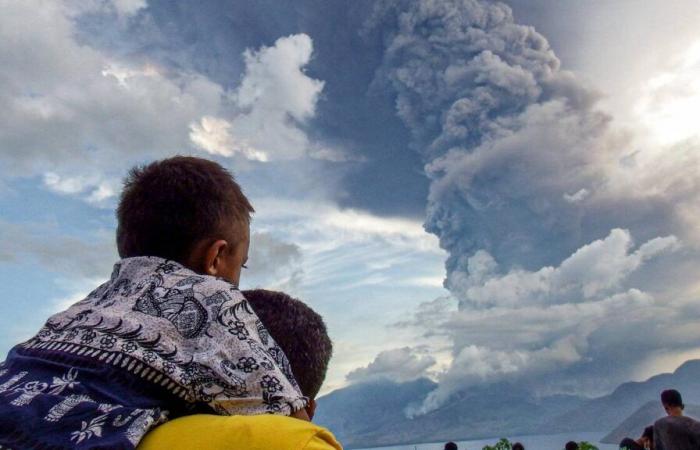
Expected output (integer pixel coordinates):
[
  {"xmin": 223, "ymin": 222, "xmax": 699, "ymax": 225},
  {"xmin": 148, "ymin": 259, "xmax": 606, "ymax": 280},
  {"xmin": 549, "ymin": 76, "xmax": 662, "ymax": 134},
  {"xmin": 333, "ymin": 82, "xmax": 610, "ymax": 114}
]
[{"xmin": 1, "ymin": 0, "xmax": 700, "ymax": 412}]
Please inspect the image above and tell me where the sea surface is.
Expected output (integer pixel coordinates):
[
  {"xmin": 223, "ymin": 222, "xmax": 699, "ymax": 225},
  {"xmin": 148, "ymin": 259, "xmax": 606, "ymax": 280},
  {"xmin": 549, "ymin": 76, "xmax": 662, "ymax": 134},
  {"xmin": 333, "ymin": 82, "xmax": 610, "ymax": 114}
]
[{"xmin": 355, "ymin": 432, "xmax": 617, "ymax": 450}]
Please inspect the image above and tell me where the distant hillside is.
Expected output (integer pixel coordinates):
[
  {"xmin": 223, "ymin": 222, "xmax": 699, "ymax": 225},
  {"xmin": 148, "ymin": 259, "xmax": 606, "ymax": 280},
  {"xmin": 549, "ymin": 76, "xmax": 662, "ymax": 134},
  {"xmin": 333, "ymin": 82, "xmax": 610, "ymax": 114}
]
[
  {"xmin": 601, "ymin": 401, "xmax": 700, "ymax": 444},
  {"xmin": 314, "ymin": 360, "xmax": 700, "ymax": 448},
  {"xmin": 314, "ymin": 377, "xmax": 437, "ymax": 446},
  {"xmin": 315, "ymin": 378, "xmax": 584, "ymax": 449},
  {"xmin": 543, "ymin": 359, "xmax": 700, "ymax": 434}
]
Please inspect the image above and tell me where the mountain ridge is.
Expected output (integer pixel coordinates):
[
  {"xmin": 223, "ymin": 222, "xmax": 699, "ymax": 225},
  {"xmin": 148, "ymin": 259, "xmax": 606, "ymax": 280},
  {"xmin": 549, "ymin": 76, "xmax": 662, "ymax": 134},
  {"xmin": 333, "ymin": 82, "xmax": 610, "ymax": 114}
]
[
  {"xmin": 600, "ymin": 401, "xmax": 700, "ymax": 444},
  {"xmin": 315, "ymin": 378, "xmax": 585, "ymax": 448},
  {"xmin": 315, "ymin": 359, "xmax": 700, "ymax": 448},
  {"xmin": 542, "ymin": 359, "xmax": 700, "ymax": 433}
]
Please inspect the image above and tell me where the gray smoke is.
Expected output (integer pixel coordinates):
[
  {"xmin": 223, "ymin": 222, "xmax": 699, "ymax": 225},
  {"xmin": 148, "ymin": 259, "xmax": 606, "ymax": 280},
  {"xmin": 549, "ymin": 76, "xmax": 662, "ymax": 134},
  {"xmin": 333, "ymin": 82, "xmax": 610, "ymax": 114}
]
[
  {"xmin": 366, "ymin": 0, "xmax": 613, "ymax": 283},
  {"xmin": 367, "ymin": 0, "xmax": 699, "ymax": 413}
]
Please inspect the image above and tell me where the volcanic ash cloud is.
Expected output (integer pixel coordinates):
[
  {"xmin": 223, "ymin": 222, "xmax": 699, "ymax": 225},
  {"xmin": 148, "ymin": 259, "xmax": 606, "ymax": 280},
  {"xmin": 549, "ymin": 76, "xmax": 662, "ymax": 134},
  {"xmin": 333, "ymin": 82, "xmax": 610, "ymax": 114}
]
[{"xmin": 367, "ymin": 0, "xmax": 698, "ymax": 413}]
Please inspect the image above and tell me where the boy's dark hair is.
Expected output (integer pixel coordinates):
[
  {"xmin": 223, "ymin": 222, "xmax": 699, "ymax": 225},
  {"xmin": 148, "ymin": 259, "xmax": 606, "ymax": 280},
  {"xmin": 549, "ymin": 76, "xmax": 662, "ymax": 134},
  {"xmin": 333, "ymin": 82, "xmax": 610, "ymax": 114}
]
[
  {"xmin": 565, "ymin": 442, "xmax": 579, "ymax": 450},
  {"xmin": 243, "ymin": 289, "xmax": 332, "ymax": 399},
  {"xmin": 642, "ymin": 425, "xmax": 653, "ymax": 440},
  {"xmin": 512, "ymin": 442, "xmax": 525, "ymax": 450},
  {"xmin": 444, "ymin": 442, "xmax": 458, "ymax": 450},
  {"xmin": 661, "ymin": 389, "xmax": 684, "ymax": 409},
  {"xmin": 116, "ymin": 156, "xmax": 253, "ymax": 263}
]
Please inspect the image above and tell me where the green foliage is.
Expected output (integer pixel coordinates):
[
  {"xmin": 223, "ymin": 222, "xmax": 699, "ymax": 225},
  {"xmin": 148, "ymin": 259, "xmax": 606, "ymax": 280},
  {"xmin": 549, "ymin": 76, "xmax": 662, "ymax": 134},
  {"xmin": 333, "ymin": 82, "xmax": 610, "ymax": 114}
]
[
  {"xmin": 482, "ymin": 438, "xmax": 512, "ymax": 450},
  {"xmin": 578, "ymin": 442, "xmax": 599, "ymax": 450}
]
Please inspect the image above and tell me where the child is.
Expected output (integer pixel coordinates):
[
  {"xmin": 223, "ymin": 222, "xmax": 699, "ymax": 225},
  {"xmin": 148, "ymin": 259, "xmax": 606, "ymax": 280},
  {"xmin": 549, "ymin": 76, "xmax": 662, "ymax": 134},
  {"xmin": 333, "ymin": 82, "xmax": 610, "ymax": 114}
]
[{"xmin": 0, "ymin": 157, "xmax": 308, "ymax": 449}]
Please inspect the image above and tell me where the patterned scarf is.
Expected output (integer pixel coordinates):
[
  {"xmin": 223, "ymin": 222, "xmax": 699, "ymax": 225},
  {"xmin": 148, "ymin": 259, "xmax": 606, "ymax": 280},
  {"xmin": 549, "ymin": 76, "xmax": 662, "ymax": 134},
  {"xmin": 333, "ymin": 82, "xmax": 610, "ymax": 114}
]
[{"xmin": 0, "ymin": 256, "xmax": 307, "ymax": 449}]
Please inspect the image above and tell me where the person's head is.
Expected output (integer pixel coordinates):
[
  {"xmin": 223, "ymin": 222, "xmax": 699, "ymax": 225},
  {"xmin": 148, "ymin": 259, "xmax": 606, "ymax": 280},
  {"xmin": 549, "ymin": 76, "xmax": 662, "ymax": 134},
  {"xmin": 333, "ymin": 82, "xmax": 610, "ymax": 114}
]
[
  {"xmin": 641, "ymin": 425, "xmax": 654, "ymax": 447},
  {"xmin": 512, "ymin": 443, "xmax": 525, "ymax": 450},
  {"xmin": 660, "ymin": 389, "xmax": 684, "ymax": 416},
  {"xmin": 444, "ymin": 442, "xmax": 458, "ymax": 450},
  {"xmin": 243, "ymin": 289, "xmax": 333, "ymax": 420},
  {"xmin": 565, "ymin": 442, "xmax": 579, "ymax": 450},
  {"xmin": 117, "ymin": 156, "xmax": 253, "ymax": 285}
]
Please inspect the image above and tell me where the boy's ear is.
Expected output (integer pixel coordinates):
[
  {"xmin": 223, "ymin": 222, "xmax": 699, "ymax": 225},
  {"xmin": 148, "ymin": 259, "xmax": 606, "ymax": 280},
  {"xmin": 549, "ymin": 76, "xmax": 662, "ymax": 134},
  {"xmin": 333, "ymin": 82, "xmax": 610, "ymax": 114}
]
[{"xmin": 203, "ymin": 239, "xmax": 229, "ymax": 276}]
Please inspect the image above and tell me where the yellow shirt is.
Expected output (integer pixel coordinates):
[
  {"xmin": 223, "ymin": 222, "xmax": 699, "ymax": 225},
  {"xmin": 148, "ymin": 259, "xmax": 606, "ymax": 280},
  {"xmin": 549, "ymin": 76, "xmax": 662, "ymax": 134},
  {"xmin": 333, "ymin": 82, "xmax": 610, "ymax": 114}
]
[{"xmin": 138, "ymin": 414, "xmax": 343, "ymax": 450}]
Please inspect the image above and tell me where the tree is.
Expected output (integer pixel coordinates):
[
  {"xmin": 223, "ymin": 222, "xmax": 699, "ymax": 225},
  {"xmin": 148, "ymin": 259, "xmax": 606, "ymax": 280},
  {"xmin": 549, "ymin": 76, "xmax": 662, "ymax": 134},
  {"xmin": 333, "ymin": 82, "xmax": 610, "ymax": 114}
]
[
  {"xmin": 482, "ymin": 438, "xmax": 512, "ymax": 450},
  {"xmin": 578, "ymin": 442, "xmax": 599, "ymax": 450}
]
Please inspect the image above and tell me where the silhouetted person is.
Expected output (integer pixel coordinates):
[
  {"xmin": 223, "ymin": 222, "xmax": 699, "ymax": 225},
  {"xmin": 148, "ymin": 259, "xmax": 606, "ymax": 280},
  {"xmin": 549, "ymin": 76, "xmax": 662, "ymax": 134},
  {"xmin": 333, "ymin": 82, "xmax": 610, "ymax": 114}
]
[
  {"xmin": 512, "ymin": 443, "xmax": 525, "ymax": 450},
  {"xmin": 445, "ymin": 442, "xmax": 458, "ymax": 450},
  {"xmin": 619, "ymin": 425, "xmax": 653, "ymax": 449},
  {"xmin": 565, "ymin": 442, "xmax": 579, "ymax": 450},
  {"xmin": 654, "ymin": 389, "xmax": 700, "ymax": 450},
  {"xmin": 643, "ymin": 425, "xmax": 655, "ymax": 450}
]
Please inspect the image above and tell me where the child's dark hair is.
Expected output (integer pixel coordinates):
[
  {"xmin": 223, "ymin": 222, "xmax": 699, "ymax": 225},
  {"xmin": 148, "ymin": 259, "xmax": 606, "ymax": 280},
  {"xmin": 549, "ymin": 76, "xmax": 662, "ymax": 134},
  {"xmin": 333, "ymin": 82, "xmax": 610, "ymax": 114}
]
[
  {"xmin": 116, "ymin": 156, "xmax": 253, "ymax": 263},
  {"xmin": 243, "ymin": 289, "xmax": 333, "ymax": 399}
]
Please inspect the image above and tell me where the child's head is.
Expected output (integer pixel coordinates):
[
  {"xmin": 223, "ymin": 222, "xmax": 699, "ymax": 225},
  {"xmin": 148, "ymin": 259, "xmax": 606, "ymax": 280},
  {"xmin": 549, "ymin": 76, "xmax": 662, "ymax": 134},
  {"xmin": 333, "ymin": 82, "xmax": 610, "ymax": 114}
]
[
  {"xmin": 243, "ymin": 289, "xmax": 333, "ymax": 419},
  {"xmin": 117, "ymin": 156, "xmax": 253, "ymax": 284}
]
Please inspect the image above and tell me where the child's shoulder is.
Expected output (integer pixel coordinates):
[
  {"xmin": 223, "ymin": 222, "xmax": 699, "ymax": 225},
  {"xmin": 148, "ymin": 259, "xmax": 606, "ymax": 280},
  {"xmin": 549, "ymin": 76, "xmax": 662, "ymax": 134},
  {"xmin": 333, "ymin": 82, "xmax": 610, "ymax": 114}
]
[
  {"xmin": 104, "ymin": 257, "xmax": 248, "ymax": 339},
  {"xmin": 134, "ymin": 257, "xmax": 244, "ymax": 300}
]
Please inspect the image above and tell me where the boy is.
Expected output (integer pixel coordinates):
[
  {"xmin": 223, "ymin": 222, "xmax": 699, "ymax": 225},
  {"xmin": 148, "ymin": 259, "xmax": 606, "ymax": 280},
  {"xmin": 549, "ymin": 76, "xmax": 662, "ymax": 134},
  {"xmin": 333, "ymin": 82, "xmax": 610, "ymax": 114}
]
[
  {"xmin": 0, "ymin": 157, "xmax": 308, "ymax": 449},
  {"xmin": 139, "ymin": 289, "xmax": 341, "ymax": 449}
]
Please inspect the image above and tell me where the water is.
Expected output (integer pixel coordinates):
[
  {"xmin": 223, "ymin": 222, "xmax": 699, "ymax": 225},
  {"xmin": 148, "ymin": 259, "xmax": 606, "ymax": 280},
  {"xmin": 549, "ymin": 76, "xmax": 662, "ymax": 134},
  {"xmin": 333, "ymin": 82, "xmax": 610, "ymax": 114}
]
[{"xmin": 355, "ymin": 432, "xmax": 618, "ymax": 450}]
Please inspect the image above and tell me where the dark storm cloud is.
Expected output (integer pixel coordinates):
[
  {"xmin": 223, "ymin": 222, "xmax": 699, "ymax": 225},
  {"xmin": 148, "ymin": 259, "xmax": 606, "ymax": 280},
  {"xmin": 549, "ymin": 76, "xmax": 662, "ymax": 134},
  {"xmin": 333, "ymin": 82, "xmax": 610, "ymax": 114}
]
[{"xmin": 72, "ymin": 0, "xmax": 430, "ymax": 217}]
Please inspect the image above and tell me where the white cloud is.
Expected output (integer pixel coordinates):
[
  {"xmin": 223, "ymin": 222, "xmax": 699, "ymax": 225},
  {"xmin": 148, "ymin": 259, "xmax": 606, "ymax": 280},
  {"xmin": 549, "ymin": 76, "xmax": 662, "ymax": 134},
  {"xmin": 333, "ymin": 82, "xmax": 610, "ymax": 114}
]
[
  {"xmin": 43, "ymin": 172, "xmax": 94, "ymax": 195},
  {"xmin": 564, "ymin": 188, "xmax": 589, "ymax": 203},
  {"xmin": 237, "ymin": 34, "xmax": 322, "ymax": 123},
  {"xmin": 188, "ymin": 34, "xmax": 332, "ymax": 162},
  {"xmin": 346, "ymin": 347, "xmax": 436, "ymax": 384},
  {"xmin": 253, "ymin": 197, "xmax": 444, "ymax": 255},
  {"xmin": 634, "ymin": 40, "xmax": 700, "ymax": 146},
  {"xmin": 251, "ymin": 199, "xmax": 446, "ymax": 296},
  {"xmin": 0, "ymin": 4, "xmax": 339, "ymax": 207},
  {"xmin": 111, "ymin": 0, "xmax": 147, "ymax": 18},
  {"xmin": 453, "ymin": 229, "xmax": 678, "ymax": 308},
  {"xmin": 42, "ymin": 172, "xmax": 119, "ymax": 206},
  {"xmin": 401, "ymin": 275, "xmax": 445, "ymax": 288},
  {"xmin": 189, "ymin": 116, "xmax": 268, "ymax": 161},
  {"xmin": 403, "ymin": 228, "xmax": 683, "ymax": 414},
  {"xmin": 0, "ymin": 1, "xmax": 224, "ymax": 189},
  {"xmin": 409, "ymin": 334, "xmax": 587, "ymax": 416},
  {"xmin": 245, "ymin": 198, "xmax": 450, "ymax": 392}
]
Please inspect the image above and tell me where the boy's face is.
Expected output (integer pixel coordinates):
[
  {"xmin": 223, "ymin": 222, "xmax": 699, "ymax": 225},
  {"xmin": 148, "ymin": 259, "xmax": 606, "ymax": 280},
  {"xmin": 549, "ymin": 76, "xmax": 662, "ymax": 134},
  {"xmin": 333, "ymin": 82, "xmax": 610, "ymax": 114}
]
[{"xmin": 221, "ymin": 224, "xmax": 250, "ymax": 287}]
